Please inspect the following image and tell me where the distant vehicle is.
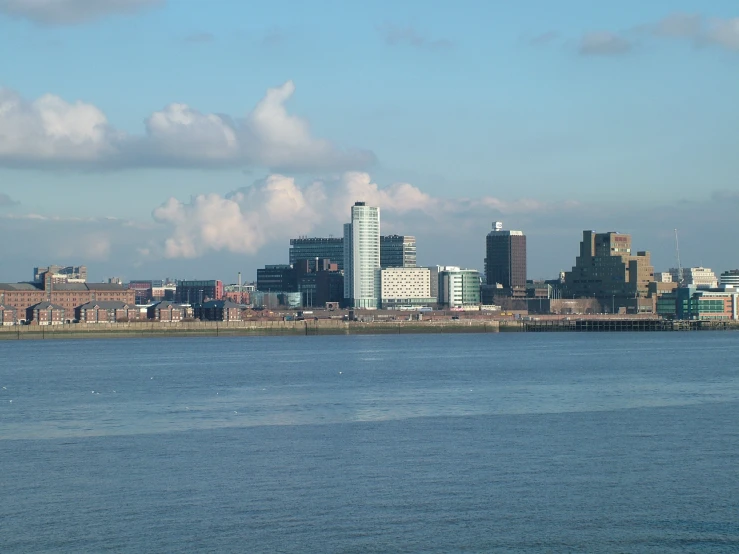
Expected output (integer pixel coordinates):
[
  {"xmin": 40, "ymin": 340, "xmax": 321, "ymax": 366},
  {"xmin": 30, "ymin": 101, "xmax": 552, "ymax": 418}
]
[{"xmin": 451, "ymin": 316, "xmax": 460, "ymax": 320}]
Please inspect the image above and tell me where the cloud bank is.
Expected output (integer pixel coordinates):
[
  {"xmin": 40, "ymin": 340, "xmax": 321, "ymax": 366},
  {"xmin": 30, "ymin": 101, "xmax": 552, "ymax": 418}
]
[
  {"xmin": 152, "ymin": 172, "xmax": 577, "ymax": 259},
  {"xmin": 0, "ymin": 81, "xmax": 375, "ymax": 171},
  {"xmin": 0, "ymin": 0, "xmax": 163, "ymax": 25}
]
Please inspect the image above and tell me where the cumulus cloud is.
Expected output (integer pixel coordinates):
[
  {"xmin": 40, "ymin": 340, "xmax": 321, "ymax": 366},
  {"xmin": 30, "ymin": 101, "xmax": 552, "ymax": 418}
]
[
  {"xmin": 578, "ymin": 32, "xmax": 632, "ymax": 56},
  {"xmin": 152, "ymin": 172, "xmax": 577, "ymax": 259},
  {"xmin": 377, "ymin": 23, "xmax": 453, "ymax": 50},
  {"xmin": 0, "ymin": 81, "xmax": 375, "ymax": 171},
  {"xmin": 0, "ymin": 0, "xmax": 163, "ymax": 25}
]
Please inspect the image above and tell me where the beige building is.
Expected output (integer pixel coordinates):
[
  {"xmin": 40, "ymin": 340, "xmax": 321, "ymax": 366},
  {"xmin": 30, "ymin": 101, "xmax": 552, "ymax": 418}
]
[
  {"xmin": 379, "ymin": 267, "xmax": 436, "ymax": 309},
  {"xmin": 565, "ymin": 230, "xmax": 655, "ymax": 313}
]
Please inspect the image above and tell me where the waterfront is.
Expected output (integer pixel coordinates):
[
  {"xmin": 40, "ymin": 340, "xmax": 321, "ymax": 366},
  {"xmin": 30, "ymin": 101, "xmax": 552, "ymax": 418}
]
[{"xmin": 2, "ymin": 333, "xmax": 739, "ymax": 552}]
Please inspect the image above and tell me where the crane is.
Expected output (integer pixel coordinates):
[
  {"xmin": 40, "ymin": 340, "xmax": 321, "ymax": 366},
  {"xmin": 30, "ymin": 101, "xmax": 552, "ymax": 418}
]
[{"xmin": 674, "ymin": 228, "xmax": 684, "ymax": 287}]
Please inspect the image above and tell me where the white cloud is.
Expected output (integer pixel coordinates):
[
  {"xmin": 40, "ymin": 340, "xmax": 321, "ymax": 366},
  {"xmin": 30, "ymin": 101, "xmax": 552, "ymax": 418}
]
[
  {"xmin": 705, "ymin": 17, "xmax": 739, "ymax": 51},
  {"xmin": 152, "ymin": 172, "xmax": 576, "ymax": 259},
  {"xmin": 0, "ymin": 81, "xmax": 375, "ymax": 171},
  {"xmin": 0, "ymin": 88, "xmax": 120, "ymax": 165},
  {"xmin": 0, "ymin": 0, "xmax": 163, "ymax": 25},
  {"xmin": 578, "ymin": 32, "xmax": 632, "ymax": 56}
]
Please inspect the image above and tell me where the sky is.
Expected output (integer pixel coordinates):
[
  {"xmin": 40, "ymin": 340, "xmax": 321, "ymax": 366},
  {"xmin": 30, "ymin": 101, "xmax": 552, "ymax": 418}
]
[{"xmin": 0, "ymin": 0, "xmax": 738, "ymax": 283}]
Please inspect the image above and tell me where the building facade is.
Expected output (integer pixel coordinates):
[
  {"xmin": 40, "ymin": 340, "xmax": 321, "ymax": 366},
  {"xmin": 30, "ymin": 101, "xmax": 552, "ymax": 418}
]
[
  {"xmin": 720, "ymin": 270, "xmax": 739, "ymax": 288},
  {"xmin": 27, "ymin": 302, "xmax": 66, "ymax": 325},
  {"xmin": 485, "ymin": 221, "xmax": 527, "ymax": 289},
  {"xmin": 670, "ymin": 267, "xmax": 718, "ymax": 289},
  {"xmin": 175, "ymin": 280, "xmax": 223, "ymax": 304},
  {"xmin": 257, "ymin": 265, "xmax": 297, "ymax": 293},
  {"xmin": 380, "ymin": 235, "xmax": 417, "ymax": 268},
  {"xmin": 564, "ymin": 230, "xmax": 655, "ymax": 313},
  {"xmin": 76, "ymin": 301, "xmax": 139, "ymax": 323},
  {"xmin": 438, "ymin": 267, "xmax": 481, "ymax": 309},
  {"xmin": 33, "ymin": 265, "xmax": 87, "ymax": 283},
  {"xmin": 379, "ymin": 267, "xmax": 435, "ymax": 309},
  {"xmin": 344, "ymin": 202, "xmax": 381, "ymax": 309},
  {"xmin": 194, "ymin": 300, "xmax": 243, "ymax": 321},
  {"xmin": 289, "ymin": 237, "xmax": 345, "ymax": 270}
]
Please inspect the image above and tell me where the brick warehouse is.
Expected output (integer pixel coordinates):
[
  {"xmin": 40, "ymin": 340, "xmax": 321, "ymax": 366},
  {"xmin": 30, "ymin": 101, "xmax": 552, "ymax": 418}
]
[{"xmin": 0, "ymin": 281, "xmax": 135, "ymax": 324}]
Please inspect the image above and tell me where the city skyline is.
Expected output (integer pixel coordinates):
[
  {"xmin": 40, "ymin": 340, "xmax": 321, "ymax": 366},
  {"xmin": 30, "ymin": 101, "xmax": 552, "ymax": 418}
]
[{"xmin": 1, "ymin": 1, "xmax": 738, "ymax": 281}]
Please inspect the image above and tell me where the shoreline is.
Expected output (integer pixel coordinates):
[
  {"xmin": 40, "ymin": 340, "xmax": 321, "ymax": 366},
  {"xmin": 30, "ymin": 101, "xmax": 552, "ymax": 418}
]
[{"xmin": 1, "ymin": 318, "xmax": 737, "ymax": 340}]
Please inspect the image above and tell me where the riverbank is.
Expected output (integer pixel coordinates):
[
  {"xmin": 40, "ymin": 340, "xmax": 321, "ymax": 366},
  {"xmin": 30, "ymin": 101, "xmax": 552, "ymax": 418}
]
[{"xmin": 1, "ymin": 318, "xmax": 737, "ymax": 340}]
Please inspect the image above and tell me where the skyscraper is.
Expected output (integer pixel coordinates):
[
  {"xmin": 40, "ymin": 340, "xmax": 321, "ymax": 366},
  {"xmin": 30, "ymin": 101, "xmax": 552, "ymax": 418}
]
[
  {"xmin": 380, "ymin": 235, "xmax": 417, "ymax": 268},
  {"xmin": 344, "ymin": 202, "xmax": 381, "ymax": 309},
  {"xmin": 484, "ymin": 221, "xmax": 527, "ymax": 289},
  {"xmin": 289, "ymin": 237, "xmax": 345, "ymax": 270}
]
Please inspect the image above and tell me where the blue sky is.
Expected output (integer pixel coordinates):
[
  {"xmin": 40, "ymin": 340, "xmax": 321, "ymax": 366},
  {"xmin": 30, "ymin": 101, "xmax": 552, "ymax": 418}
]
[{"xmin": 0, "ymin": 0, "xmax": 738, "ymax": 282}]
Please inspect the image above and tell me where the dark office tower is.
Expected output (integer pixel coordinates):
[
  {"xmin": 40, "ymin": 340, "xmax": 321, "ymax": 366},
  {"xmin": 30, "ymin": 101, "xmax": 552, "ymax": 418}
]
[
  {"xmin": 289, "ymin": 237, "xmax": 344, "ymax": 270},
  {"xmin": 380, "ymin": 235, "xmax": 416, "ymax": 268},
  {"xmin": 484, "ymin": 221, "xmax": 527, "ymax": 288}
]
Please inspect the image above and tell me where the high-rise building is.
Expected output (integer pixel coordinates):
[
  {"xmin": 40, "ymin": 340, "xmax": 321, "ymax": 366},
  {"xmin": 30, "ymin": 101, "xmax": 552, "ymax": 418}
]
[
  {"xmin": 344, "ymin": 202, "xmax": 381, "ymax": 309},
  {"xmin": 564, "ymin": 231, "xmax": 654, "ymax": 313},
  {"xmin": 484, "ymin": 222, "xmax": 526, "ymax": 289},
  {"xmin": 380, "ymin": 235, "xmax": 416, "ymax": 268},
  {"xmin": 289, "ymin": 237, "xmax": 344, "ymax": 270},
  {"xmin": 175, "ymin": 280, "xmax": 223, "ymax": 304}
]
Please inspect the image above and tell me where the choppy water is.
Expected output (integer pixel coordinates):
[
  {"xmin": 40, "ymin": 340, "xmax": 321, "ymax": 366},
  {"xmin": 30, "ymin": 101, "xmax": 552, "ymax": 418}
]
[{"xmin": 1, "ymin": 333, "xmax": 738, "ymax": 552}]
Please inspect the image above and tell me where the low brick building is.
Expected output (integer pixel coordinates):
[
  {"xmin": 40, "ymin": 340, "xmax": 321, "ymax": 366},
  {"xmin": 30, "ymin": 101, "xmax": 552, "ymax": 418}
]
[
  {"xmin": 27, "ymin": 302, "xmax": 66, "ymax": 325},
  {"xmin": 148, "ymin": 301, "xmax": 189, "ymax": 322},
  {"xmin": 77, "ymin": 301, "xmax": 139, "ymax": 323},
  {"xmin": 194, "ymin": 300, "xmax": 243, "ymax": 322},
  {"xmin": 0, "ymin": 304, "xmax": 17, "ymax": 325}
]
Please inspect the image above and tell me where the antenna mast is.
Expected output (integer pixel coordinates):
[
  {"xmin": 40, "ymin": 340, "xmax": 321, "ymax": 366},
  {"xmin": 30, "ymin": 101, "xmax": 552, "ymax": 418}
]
[{"xmin": 674, "ymin": 229, "xmax": 684, "ymax": 287}]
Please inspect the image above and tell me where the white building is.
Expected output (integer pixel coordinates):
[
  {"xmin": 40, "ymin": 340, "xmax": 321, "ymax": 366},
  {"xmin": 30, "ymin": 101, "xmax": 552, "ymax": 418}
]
[
  {"xmin": 379, "ymin": 267, "xmax": 436, "ymax": 309},
  {"xmin": 438, "ymin": 266, "xmax": 481, "ymax": 309},
  {"xmin": 344, "ymin": 202, "xmax": 381, "ymax": 309},
  {"xmin": 670, "ymin": 267, "xmax": 718, "ymax": 288},
  {"xmin": 655, "ymin": 272, "xmax": 673, "ymax": 283}
]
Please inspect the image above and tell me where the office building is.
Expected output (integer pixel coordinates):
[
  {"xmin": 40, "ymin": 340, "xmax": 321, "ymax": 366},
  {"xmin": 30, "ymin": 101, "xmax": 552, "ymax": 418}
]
[
  {"xmin": 380, "ymin": 235, "xmax": 416, "ymax": 268},
  {"xmin": 670, "ymin": 267, "xmax": 718, "ymax": 289},
  {"xmin": 485, "ymin": 221, "xmax": 526, "ymax": 289},
  {"xmin": 379, "ymin": 267, "xmax": 435, "ymax": 309},
  {"xmin": 175, "ymin": 280, "xmax": 223, "ymax": 304},
  {"xmin": 720, "ymin": 270, "xmax": 739, "ymax": 288},
  {"xmin": 564, "ymin": 230, "xmax": 655, "ymax": 313},
  {"xmin": 289, "ymin": 237, "xmax": 345, "ymax": 270},
  {"xmin": 33, "ymin": 265, "xmax": 87, "ymax": 283},
  {"xmin": 344, "ymin": 202, "xmax": 381, "ymax": 309},
  {"xmin": 256, "ymin": 265, "xmax": 297, "ymax": 293},
  {"xmin": 438, "ymin": 267, "xmax": 481, "ymax": 309}
]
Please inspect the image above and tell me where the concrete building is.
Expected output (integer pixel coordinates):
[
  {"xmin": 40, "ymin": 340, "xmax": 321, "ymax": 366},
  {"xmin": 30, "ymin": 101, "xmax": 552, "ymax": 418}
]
[
  {"xmin": 720, "ymin": 270, "xmax": 739, "ymax": 288},
  {"xmin": 380, "ymin": 235, "xmax": 417, "ymax": 268},
  {"xmin": 655, "ymin": 272, "xmax": 673, "ymax": 283},
  {"xmin": 290, "ymin": 237, "xmax": 344, "ymax": 270},
  {"xmin": 485, "ymin": 221, "xmax": 527, "ymax": 290},
  {"xmin": 379, "ymin": 267, "xmax": 435, "ymax": 309},
  {"xmin": 175, "ymin": 280, "xmax": 223, "ymax": 304},
  {"xmin": 438, "ymin": 267, "xmax": 481, "ymax": 309},
  {"xmin": 344, "ymin": 202, "xmax": 381, "ymax": 309},
  {"xmin": 27, "ymin": 302, "xmax": 66, "ymax": 325},
  {"xmin": 670, "ymin": 267, "xmax": 718, "ymax": 289},
  {"xmin": 33, "ymin": 265, "xmax": 87, "ymax": 283},
  {"xmin": 564, "ymin": 230, "xmax": 655, "ymax": 313}
]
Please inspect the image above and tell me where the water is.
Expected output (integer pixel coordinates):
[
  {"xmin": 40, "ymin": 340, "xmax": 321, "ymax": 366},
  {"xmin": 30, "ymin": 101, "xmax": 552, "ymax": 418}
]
[{"xmin": 1, "ymin": 333, "xmax": 738, "ymax": 552}]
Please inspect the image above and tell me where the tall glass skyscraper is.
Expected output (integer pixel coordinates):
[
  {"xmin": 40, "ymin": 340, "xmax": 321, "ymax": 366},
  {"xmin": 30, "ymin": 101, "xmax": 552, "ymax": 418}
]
[{"xmin": 344, "ymin": 202, "xmax": 381, "ymax": 309}]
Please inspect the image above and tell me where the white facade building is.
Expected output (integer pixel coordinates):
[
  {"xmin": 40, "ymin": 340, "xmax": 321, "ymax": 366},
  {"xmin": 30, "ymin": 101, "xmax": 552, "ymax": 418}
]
[
  {"xmin": 437, "ymin": 266, "xmax": 481, "ymax": 309},
  {"xmin": 344, "ymin": 202, "xmax": 381, "ymax": 309},
  {"xmin": 379, "ymin": 267, "xmax": 436, "ymax": 309},
  {"xmin": 655, "ymin": 272, "xmax": 673, "ymax": 283},
  {"xmin": 670, "ymin": 267, "xmax": 718, "ymax": 288}
]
